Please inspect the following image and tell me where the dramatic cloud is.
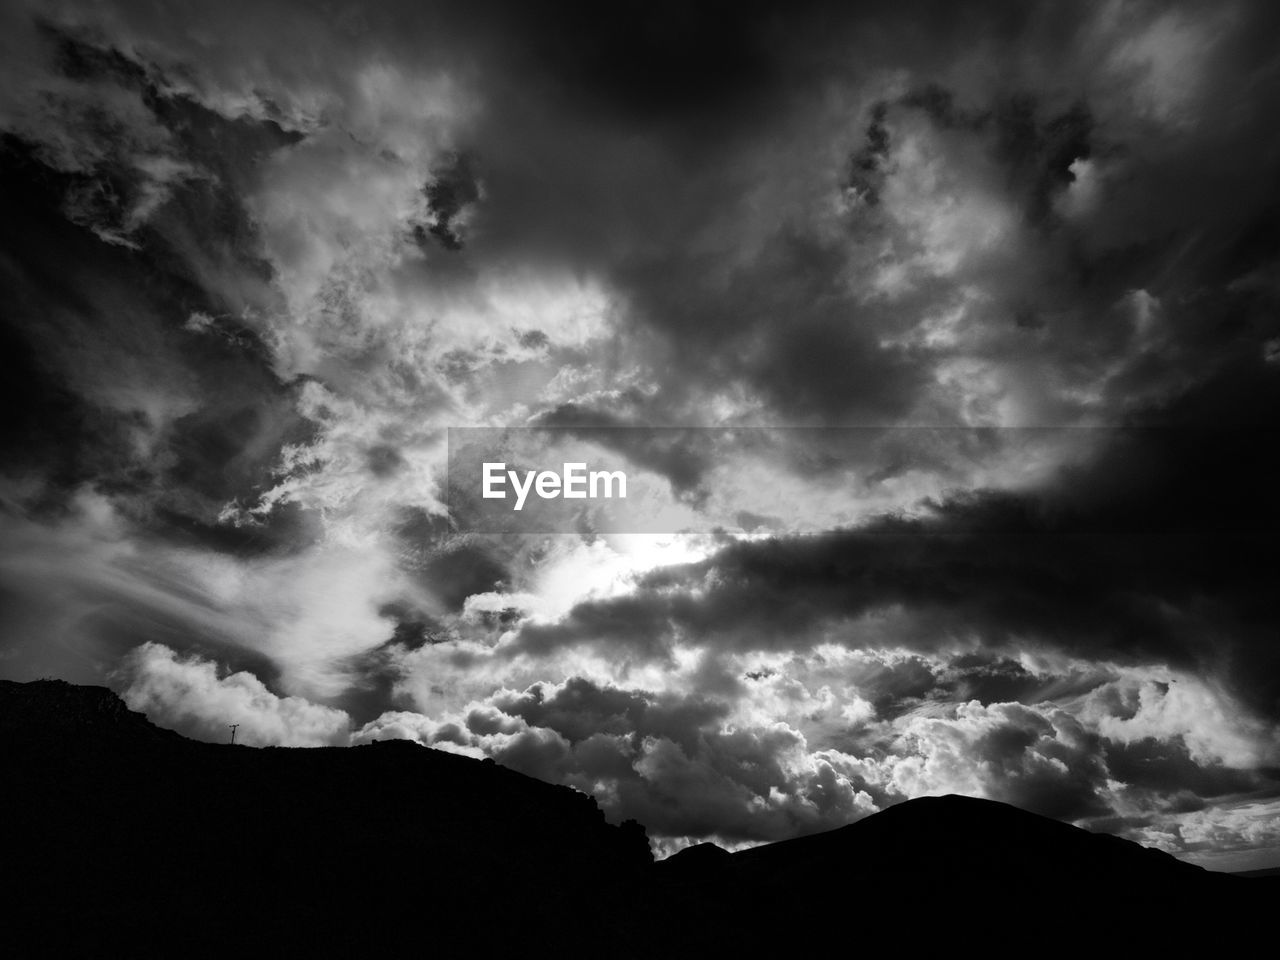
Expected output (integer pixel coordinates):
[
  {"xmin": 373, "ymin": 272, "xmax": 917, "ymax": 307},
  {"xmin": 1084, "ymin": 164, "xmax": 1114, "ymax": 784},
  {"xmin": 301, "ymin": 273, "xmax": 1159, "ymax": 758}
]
[{"xmin": 117, "ymin": 642, "xmax": 350, "ymax": 747}]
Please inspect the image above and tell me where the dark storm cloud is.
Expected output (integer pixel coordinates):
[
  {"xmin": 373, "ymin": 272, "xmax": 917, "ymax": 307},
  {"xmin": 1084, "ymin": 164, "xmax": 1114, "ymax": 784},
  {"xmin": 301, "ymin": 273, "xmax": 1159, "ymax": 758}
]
[
  {"xmin": 494, "ymin": 0, "xmax": 792, "ymax": 125},
  {"xmin": 1104, "ymin": 739, "xmax": 1259, "ymax": 802},
  {"xmin": 387, "ymin": 5, "xmax": 934, "ymax": 426},
  {"xmin": 416, "ymin": 150, "xmax": 481, "ymax": 253},
  {"xmin": 492, "ymin": 677, "xmax": 729, "ymax": 755},
  {"xmin": 405, "ymin": 0, "xmax": 1280, "ymax": 457},
  {"xmin": 391, "ymin": 511, "xmax": 516, "ymax": 615},
  {"xmin": 0, "ymin": 46, "xmax": 316, "ymax": 550},
  {"xmin": 841, "ymin": 652, "xmax": 1051, "ymax": 720},
  {"xmin": 512, "ymin": 389, "xmax": 1280, "ymax": 719},
  {"xmin": 442, "ymin": 675, "xmax": 877, "ymax": 843},
  {"xmin": 0, "ymin": 298, "xmax": 138, "ymax": 504},
  {"xmin": 622, "ymin": 234, "xmax": 930, "ymax": 424},
  {"xmin": 851, "ymin": 84, "xmax": 1094, "ymax": 228},
  {"xmin": 14, "ymin": 0, "xmax": 1277, "ymax": 491},
  {"xmin": 416, "ymin": 539, "xmax": 510, "ymax": 613},
  {"xmin": 941, "ymin": 654, "xmax": 1044, "ymax": 707}
]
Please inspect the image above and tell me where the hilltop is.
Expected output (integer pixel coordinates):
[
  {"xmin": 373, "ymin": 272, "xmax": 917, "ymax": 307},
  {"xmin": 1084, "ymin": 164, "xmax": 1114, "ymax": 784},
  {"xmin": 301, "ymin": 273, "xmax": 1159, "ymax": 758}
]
[{"xmin": 1, "ymin": 679, "xmax": 1269, "ymax": 955}]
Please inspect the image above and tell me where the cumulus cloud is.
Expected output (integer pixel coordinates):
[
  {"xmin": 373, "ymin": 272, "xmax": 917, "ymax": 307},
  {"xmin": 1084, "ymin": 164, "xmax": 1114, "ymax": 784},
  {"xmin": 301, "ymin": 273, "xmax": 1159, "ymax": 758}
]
[
  {"xmin": 339, "ymin": 659, "xmax": 1276, "ymax": 857},
  {"xmin": 348, "ymin": 674, "xmax": 880, "ymax": 844},
  {"xmin": 116, "ymin": 642, "xmax": 350, "ymax": 746}
]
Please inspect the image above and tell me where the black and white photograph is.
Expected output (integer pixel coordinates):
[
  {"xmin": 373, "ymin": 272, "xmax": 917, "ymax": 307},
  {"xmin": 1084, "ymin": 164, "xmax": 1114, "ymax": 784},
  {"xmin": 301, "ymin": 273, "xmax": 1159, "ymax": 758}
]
[{"xmin": 2, "ymin": 0, "xmax": 1278, "ymax": 954}]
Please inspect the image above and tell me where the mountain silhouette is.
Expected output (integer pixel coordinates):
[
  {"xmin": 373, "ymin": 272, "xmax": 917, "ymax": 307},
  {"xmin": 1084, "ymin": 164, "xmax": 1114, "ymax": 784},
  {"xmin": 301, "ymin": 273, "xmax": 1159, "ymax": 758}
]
[
  {"xmin": 2, "ymin": 680, "xmax": 1271, "ymax": 956},
  {"xmin": 656, "ymin": 792, "xmax": 1271, "ymax": 952}
]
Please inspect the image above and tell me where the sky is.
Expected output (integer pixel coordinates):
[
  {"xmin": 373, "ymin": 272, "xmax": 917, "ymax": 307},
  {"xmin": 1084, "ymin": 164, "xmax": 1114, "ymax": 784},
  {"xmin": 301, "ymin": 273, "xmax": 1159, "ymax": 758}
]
[{"xmin": 2, "ymin": 0, "xmax": 1279, "ymax": 870}]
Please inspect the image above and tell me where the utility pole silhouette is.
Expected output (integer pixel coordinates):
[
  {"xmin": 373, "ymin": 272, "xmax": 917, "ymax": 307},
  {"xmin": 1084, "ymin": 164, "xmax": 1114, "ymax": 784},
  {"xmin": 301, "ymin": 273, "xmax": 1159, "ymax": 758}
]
[{"xmin": 229, "ymin": 723, "xmax": 239, "ymax": 745}]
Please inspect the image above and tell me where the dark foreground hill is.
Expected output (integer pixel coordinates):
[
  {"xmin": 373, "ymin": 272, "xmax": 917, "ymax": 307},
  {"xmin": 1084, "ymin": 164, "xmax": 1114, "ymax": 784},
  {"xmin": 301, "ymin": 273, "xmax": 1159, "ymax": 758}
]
[{"xmin": 1, "ymin": 680, "xmax": 1271, "ymax": 956}]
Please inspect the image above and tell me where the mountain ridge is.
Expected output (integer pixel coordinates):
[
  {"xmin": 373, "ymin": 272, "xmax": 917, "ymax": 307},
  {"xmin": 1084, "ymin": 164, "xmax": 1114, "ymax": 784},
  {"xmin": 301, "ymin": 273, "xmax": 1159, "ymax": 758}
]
[{"xmin": 1, "ymin": 678, "xmax": 1269, "ymax": 955}]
